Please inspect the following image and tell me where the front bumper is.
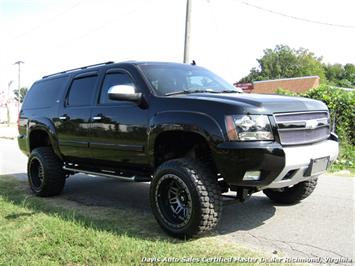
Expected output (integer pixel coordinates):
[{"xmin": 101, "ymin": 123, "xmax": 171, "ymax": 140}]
[
  {"xmin": 214, "ymin": 137, "xmax": 339, "ymax": 189},
  {"xmin": 260, "ymin": 139, "xmax": 338, "ymax": 189}
]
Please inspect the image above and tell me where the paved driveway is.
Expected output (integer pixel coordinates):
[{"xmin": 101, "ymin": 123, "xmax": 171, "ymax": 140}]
[{"xmin": 0, "ymin": 139, "xmax": 354, "ymax": 263}]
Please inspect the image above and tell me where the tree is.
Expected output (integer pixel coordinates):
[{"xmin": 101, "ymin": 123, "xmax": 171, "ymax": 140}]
[
  {"xmin": 14, "ymin": 87, "xmax": 28, "ymax": 103},
  {"xmin": 239, "ymin": 44, "xmax": 326, "ymax": 83},
  {"xmin": 324, "ymin": 63, "xmax": 355, "ymax": 88},
  {"xmin": 344, "ymin": 63, "xmax": 355, "ymax": 83}
]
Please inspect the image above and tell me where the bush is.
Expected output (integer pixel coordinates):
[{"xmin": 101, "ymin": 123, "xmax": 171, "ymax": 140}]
[
  {"xmin": 275, "ymin": 85, "xmax": 355, "ymax": 172},
  {"xmin": 276, "ymin": 85, "xmax": 355, "ymax": 144},
  {"xmin": 306, "ymin": 85, "xmax": 354, "ymax": 144},
  {"xmin": 275, "ymin": 88, "xmax": 298, "ymax": 97}
]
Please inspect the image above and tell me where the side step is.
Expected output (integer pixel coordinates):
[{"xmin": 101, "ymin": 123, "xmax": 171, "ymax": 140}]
[{"xmin": 63, "ymin": 166, "xmax": 151, "ymax": 182}]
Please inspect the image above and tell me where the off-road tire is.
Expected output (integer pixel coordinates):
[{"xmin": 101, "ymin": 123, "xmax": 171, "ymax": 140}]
[
  {"xmin": 263, "ymin": 178, "xmax": 318, "ymax": 204},
  {"xmin": 150, "ymin": 158, "xmax": 222, "ymax": 239},
  {"xmin": 28, "ymin": 147, "xmax": 66, "ymax": 197}
]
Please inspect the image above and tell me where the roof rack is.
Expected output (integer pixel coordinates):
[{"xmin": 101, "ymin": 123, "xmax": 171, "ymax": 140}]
[{"xmin": 42, "ymin": 61, "xmax": 114, "ymax": 79}]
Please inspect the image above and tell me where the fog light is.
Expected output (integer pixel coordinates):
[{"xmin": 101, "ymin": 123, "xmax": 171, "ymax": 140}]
[{"xmin": 243, "ymin": 171, "xmax": 261, "ymax": 181}]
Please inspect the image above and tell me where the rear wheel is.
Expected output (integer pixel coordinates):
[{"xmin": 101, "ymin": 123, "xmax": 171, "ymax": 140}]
[
  {"xmin": 28, "ymin": 147, "xmax": 66, "ymax": 197},
  {"xmin": 150, "ymin": 158, "xmax": 222, "ymax": 239},
  {"xmin": 263, "ymin": 178, "xmax": 318, "ymax": 204}
]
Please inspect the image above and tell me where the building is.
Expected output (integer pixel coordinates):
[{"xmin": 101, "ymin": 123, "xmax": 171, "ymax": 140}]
[{"xmin": 235, "ymin": 76, "xmax": 320, "ymax": 94}]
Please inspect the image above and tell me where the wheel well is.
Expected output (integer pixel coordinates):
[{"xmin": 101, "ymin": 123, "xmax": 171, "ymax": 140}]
[
  {"xmin": 29, "ymin": 130, "xmax": 51, "ymax": 152},
  {"xmin": 154, "ymin": 131, "xmax": 216, "ymax": 171}
]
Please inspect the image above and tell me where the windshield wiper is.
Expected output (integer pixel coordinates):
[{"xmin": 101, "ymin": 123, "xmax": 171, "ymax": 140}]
[
  {"xmin": 219, "ymin": 90, "xmax": 241, "ymax": 93},
  {"xmin": 165, "ymin": 89, "xmax": 218, "ymax": 96}
]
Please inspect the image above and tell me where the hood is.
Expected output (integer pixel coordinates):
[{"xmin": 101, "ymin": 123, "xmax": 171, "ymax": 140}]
[{"xmin": 178, "ymin": 93, "xmax": 327, "ymax": 114}]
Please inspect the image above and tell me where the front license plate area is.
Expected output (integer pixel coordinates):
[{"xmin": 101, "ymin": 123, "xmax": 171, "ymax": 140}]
[{"xmin": 305, "ymin": 156, "xmax": 330, "ymax": 176}]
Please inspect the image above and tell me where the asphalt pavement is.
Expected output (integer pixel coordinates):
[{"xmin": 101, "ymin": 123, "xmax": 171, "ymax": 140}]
[{"xmin": 0, "ymin": 138, "xmax": 354, "ymax": 263}]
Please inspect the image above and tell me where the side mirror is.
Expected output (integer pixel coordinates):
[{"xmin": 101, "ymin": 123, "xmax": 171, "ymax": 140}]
[{"xmin": 108, "ymin": 85, "xmax": 142, "ymax": 103}]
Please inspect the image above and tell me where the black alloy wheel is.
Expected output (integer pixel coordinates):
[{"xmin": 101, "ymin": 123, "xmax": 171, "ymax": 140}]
[
  {"xmin": 27, "ymin": 147, "xmax": 66, "ymax": 197},
  {"xmin": 150, "ymin": 158, "xmax": 222, "ymax": 239},
  {"xmin": 155, "ymin": 173, "xmax": 193, "ymax": 228}
]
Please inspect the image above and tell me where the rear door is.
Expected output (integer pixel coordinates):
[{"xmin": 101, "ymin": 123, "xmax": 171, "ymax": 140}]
[
  {"xmin": 56, "ymin": 72, "xmax": 99, "ymax": 161},
  {"xmin": 89, "ymin": 68, "xmax": 149, "ymax": 168}
]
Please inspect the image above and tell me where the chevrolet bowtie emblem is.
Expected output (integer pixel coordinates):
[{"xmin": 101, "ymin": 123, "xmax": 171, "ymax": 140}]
[{"xmin": 305, "ymin": 119, "xmax": 319, "ymax": 129}]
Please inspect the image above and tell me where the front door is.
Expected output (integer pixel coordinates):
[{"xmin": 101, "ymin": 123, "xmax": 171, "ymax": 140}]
[
  {"xmin": 89, "ymin": 69, "xmax": 148, "ymax": 169},
  {"xmin": 56, "ymin": 72, "xmax": 99, "ymax": 161}
]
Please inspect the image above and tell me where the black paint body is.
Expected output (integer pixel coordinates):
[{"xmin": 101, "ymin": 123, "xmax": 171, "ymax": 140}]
[{"xmin": 18, "ymin": 62, "xmax": 329, "ymax": 188}]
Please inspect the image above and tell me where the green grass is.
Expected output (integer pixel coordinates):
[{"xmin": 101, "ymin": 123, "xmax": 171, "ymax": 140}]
[
  {"xmin": 0, "ymin": 175, "xmax": 263, "ymax": 266},
  {"xmin": 329, "ymin": 144, "xmax": 355, "ymax": 175}
]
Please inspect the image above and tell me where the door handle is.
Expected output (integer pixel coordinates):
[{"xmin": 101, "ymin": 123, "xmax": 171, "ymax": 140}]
[
  {"xmin": 59, "ymin": 115, "xmax": 69, "ymax": 121},
  {"xmin": 92, "ymin": 116, "xmax": 102, "ymax": 121}
]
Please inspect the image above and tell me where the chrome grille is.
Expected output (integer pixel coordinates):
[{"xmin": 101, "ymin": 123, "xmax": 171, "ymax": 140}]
[{"xmin": 274, "ymin": 111, "xmax": 330, "ymax": 145}]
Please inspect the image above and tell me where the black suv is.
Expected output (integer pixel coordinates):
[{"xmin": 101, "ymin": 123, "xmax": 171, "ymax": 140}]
[{"xmin": 18, "ymin": 61, "xmax": 339, "ymax": 238}]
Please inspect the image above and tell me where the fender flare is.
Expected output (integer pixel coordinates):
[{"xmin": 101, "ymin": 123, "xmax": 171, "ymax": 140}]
[
  {"xmin": 27, "ymin": 117, "xmax": 63, "ymax": 160},
  {"xmin": 147, "ymin": 111, "xmax": 225, "ymax": 166}
]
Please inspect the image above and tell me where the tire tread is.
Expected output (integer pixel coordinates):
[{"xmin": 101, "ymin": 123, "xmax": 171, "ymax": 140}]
[
  {"xmin": 28, "ymin": 147, "xmax": 65, "ymax": 197},
  {"xmin": 263, "ymin": 178, "xmax": 318, "ymax": 204},
  {"xmin": 151, "ymin": 158, "xmax": 222, "ymax": 238}
]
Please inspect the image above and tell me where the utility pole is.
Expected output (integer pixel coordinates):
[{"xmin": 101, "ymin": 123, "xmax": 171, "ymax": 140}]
[
  {"xmin": 13, "ymin": 61, "xmax": 24, "ymax": 114},
  {"xmin": 183, "ymin": 0, "xmax": 192, "ymax": 63},
  {"xmin": 6, "ymin": 80, "xmax": 13, "ymax": 126}
]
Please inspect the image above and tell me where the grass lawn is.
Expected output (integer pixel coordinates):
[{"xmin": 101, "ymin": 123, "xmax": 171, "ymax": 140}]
[{"xmin": 0, "ymin": 175, "xmax": 264, "ymax": 266}]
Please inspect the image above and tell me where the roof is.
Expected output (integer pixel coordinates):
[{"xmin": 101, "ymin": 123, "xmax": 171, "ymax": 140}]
[
  {"xmin": 251, "ymin": 76, "xmax": 320, "ymax": 94},
  {"xmin": 41, "ymin": 61, "xmax": 191, "ymax": 79},
  {"xmin": 42, "ymin": 61, "xmax": 115, "ymax": 79},
  {"xmin": 253, "ymin": 76, "xmax": 320, "ymax": 84}
]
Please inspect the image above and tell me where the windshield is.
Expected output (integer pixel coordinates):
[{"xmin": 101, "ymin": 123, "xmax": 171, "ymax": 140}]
[{"xmin": 139, "ymin": 63, "xmax": 242, "ymax": 96}]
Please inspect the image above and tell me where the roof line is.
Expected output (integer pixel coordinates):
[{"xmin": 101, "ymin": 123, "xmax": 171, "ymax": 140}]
[
  {"xmin": 253, "ymin": 76, "xmax": 319, "ymax": 84},
  {"xmin": 42, "ymin": 61, "xmax": 114, "ymax": 79}
]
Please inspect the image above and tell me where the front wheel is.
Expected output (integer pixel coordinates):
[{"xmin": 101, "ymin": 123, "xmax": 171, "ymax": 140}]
[
  {"xmin": 150, "ymin": 158, "xmax": 222, "ymax": 239},
  {"xmin": 263, "ymin": 178, "xmax": 318, "ymax": 204}
]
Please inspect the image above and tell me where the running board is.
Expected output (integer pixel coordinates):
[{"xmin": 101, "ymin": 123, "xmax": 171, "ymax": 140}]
[{"xmin": 63, "ymin": 166, "xmax": 151, "ymax": 182}]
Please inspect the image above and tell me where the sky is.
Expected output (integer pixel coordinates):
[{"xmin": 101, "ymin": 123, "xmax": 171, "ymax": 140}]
[{"xmin": 0, "ymin": 0, "xmax": 355, "ymax": 94}]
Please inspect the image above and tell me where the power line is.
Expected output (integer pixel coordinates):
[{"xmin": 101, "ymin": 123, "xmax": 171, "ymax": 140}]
[
  {"xmin": 77, "ymin": 1, "xmax": 151, "ymax": 40},
  {"xmin": 241, "ymin": 1, "xmax": 355, "ymax": 29}
]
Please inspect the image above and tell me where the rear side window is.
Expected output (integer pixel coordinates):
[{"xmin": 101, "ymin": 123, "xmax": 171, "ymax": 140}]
[
  {"xmin": 67, "ymin": 75, "xmax": 98, "ymax": 107},
  {"xmin": 22, "ymin": 76, "xmax": 68, "ymax": 109},
  {"xmin": 99, "ymin": 72, "xmax": 135, "ymax": 104}
]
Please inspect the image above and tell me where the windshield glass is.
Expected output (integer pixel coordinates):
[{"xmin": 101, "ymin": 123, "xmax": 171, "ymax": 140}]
[{"xmin": 139, "ymin": 63, "xmax": 241, "ymax": 96}]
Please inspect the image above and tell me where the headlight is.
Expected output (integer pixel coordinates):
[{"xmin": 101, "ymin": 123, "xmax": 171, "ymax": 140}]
[{"xmin": 225, "ymin": 115, "xmax": 274, "ymax": 141}]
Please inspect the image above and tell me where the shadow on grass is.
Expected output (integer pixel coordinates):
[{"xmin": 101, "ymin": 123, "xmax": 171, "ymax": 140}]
[
  {"xmin": 0, "ymin": 174, "xmax": 276, "ymax": 242},
  {"xmin": 5, "ymin": 212, "xmax": 35, "ymax": 220}
]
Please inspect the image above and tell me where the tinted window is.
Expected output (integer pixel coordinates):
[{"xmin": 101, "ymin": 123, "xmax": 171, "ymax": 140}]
[
  {"xmin": 99, "ymin": 72, "xmax": 135, "ymax": 104},
  {"xmin": 188, "ymin": 76, "xmax": 216, "ymax": 88},
  {"xmin": 22, "ymin": 76, "xmax": 69, "ymax": 109},
  {"xmin": 139, "ymin": 64, "xmax": 241, "ymax": 96},
  {"xmin": 67, "ymin": 75, "xmax": 98, "ymax": 106}
]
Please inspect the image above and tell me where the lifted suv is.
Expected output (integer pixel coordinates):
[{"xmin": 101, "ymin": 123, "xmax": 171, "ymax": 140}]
[{"xmin": 18, "ymin": 61, "xmax": 339, "ymax": 238}]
